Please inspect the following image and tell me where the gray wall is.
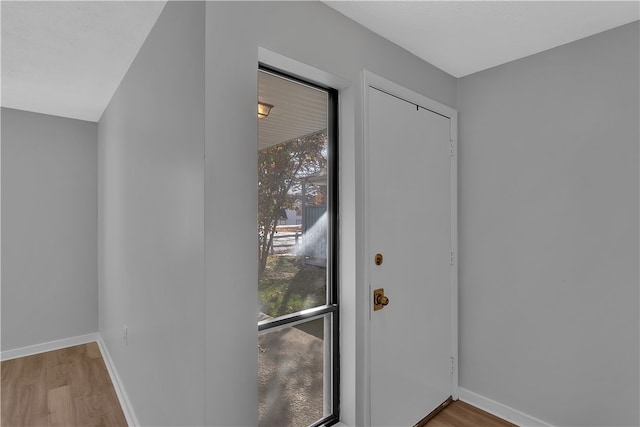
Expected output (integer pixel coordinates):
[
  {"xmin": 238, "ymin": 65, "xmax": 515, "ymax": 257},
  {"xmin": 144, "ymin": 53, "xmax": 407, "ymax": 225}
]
[
  {"xmin": 457, "ymin": 21, "xmax": 639, "ymax": 426},
  {"xmin": 2, "ymin": 108, "xmax": 97, "ymax": 351},
  {"xmin": 98, "ymin": 2, "xmax": 205, "ymax": 425},
  {"xmin": 205, "ymin": 2, "xmax": 456, "ymax": 425},
  {"xmin": 5, "ymin": 3, "xmax": 636, "ymax": 426},
  {"xmin": 98, "ymin": 1, "xmax": 456, "ymax": 425}
]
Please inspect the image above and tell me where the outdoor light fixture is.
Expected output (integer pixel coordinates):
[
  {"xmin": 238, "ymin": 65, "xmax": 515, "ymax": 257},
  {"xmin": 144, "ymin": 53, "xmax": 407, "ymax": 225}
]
[{"xmin": 258, "ymin": 102, "xmax": 273, "ymax": 119}]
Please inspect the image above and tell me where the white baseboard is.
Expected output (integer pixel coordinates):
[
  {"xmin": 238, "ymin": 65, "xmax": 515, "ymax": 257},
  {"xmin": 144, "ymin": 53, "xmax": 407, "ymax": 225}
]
[
  {"xmin": 0, "ymin": 332, "xmax": 100, "ymax": 361},
  {"xmin": 459, "ymin": 388, "xmax": 554, "ymax": 427},
  {"xmin": 96, "ymin": 337, "xmax": 139, "ymax": 427}
]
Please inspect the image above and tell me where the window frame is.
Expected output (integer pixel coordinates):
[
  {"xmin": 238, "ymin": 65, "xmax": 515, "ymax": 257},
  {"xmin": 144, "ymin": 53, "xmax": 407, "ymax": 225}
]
[{"xmin": 257, "ymin": 64, "xmax": 340, "ymax": 427}]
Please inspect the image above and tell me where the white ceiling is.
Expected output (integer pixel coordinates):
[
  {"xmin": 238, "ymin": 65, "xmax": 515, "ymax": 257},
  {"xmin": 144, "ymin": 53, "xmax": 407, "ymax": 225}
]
[
  {"xmin": 1, "ymin": 1, "xmax": 638, "ymax": 122},
  {"xmin": 258, "ymin": 70, "xmax": 328, "ymax": 151},
  {"xmin": 1, "ymin": 1, "xmax": 166, "ymax": 122},
  {"xmin": 324, "ymin": 1, "xmax": 640, "ymax": 77}
]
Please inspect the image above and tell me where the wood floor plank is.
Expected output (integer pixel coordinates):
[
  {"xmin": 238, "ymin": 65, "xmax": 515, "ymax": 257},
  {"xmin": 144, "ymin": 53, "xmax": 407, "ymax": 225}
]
[
  {"xmin": 3, "ymin": 382, "xmax": 31, "ymax": 426},
  {"xmin": 20, "ymin": 354, "xmax": 46, "ymax": 386},
  {"xmin": 424, "ymin": 418, "xmax": 456, "ymax": 427},
  {"xmin": 425, "ymin": 400, "xmax": 516, "ymax": 427},
  {"xmin": 46, "ymin": 347, "xmax": 73, "ymax": 390},
  {"xmin": 46, "ymin": 362, "xmax": 70, "ymax": 390},
  {"xmin": 68, "ymin": 354, "xmax": 93, "ymax": 398},
  {"xmin": 48, "ymin": 385, "xmax": 75, "ymax": 426},
  {"xmin": 2, "ymin": 357, "xmax": 23, "ymax": 390},
  {"xmin": 74, "ymin": 394, "xmax": 105, "ymax": 427},
  {"xmin": 98, "ymin": 384, "xmax": 128, "ymax": 427},
  {"xmin": 87, "ymin": 357, "xmax": 112, "ymax": 389},
  {"xmin": 1, "ymin": 358, "xmax": 21, "ymax": 425},
  {"xmin": 2, "ymin": 343, "xmax": 128, "ymax": 427},
  {"xmin": 19, "ymin": 382, "xmax": 49, "ymax": 427},
  {"xmin": 1, "ymin": 358, "xmax": 43, "ymax": 426},
  {"xmin": 85, "ymin": 342, "xmax": 102, "ymax": 360}
]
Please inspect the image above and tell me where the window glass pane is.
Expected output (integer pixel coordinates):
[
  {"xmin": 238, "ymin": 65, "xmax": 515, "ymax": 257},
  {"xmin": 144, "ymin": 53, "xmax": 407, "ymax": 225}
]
[
  {"xmin": 258, "ymin": 70, "xmax": 329, "ymax": 319},
  {"xmin": 258, "ymin": 315, "xmax": 333, "ymax": 427}
]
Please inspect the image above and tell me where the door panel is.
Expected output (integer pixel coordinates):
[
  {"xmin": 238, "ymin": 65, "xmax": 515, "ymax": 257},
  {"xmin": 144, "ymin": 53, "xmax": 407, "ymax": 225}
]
[{"xmin": 369, "ymin": 87, "xmax": 452, "ymax": 426}]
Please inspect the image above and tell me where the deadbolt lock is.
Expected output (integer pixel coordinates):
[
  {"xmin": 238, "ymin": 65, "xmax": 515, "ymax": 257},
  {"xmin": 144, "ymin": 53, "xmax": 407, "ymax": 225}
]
[
  {"xmin": 374, "ymin": 253, "xmax": 383, "ymax": 266},
  {"xmin": 373, "ymin": 288, "xmax": 389, "ymax": 311}
]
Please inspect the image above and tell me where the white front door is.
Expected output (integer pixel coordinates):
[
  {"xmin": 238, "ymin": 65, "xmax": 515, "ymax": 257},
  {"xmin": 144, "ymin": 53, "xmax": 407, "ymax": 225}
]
[{"xmin": 368, "ymin": 85, "xmax": 455, "ymax": 426}]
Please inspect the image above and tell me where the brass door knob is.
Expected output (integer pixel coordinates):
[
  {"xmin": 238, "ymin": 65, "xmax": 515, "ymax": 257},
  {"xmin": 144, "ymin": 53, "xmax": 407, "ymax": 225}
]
[
  {"xmin": 375, "ymin": 294, "xmax": 389, "ymax": 306},
  {"xmin": 373, "ymin": 288, "xmax": 390, "ymax": 311}
]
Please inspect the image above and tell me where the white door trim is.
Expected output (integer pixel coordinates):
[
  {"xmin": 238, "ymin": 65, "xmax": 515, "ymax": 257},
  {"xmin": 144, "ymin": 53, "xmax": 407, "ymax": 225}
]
[{"xmin": 361, "ymin": 70, "xmax": 458, "ymax": 425}]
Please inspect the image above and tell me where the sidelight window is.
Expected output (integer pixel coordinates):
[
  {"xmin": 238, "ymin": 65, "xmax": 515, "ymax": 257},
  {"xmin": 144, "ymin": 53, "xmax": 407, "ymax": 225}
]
[{"xmin": 257, "ymin": 67, "xmax": 339, "ymax": 427}]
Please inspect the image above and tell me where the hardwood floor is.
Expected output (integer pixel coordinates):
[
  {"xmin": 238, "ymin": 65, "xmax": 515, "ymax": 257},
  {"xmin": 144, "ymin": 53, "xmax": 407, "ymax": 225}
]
[
  {"xmin": 424, "ymin": 400, "xmax": 517, "ymax": 427},
  {"xmin": 1, "ymin": 342, "xmax": 127, "ymax": 426},
  {"xmin": 2, "ymin": 344, "xmax": 512, "ymax": 427}
]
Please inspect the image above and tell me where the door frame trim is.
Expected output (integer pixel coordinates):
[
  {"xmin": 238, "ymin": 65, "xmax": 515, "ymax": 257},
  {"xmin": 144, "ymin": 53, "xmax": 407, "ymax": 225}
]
[{"xmin": 361, "ymin": 70, "xmax": 458, "ymax": 426}]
